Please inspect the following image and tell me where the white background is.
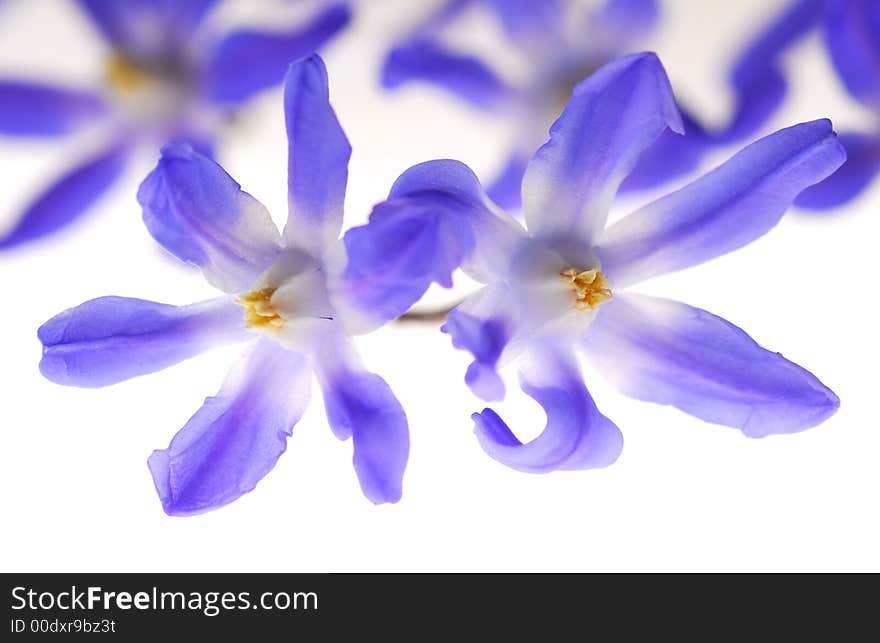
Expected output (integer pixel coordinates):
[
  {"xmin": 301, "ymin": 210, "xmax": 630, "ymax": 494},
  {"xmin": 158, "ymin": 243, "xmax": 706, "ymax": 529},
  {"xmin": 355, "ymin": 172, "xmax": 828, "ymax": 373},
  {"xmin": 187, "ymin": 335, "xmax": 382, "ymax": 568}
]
[{"xmin": 1, "ymin": 0, "xmax": 877, "ymax": 572}]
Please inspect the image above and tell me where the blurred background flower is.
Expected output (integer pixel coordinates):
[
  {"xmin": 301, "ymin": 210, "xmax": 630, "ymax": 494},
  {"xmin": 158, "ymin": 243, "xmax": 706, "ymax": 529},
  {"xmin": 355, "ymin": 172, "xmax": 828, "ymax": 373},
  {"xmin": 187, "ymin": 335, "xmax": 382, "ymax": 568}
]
[
  {"xmin": 730, "ymin": 0, "xmax": 880, "ymax": 210},
  {"xmin": 0, "ymin": 0, "xmax": 351, "ymax": 250}
]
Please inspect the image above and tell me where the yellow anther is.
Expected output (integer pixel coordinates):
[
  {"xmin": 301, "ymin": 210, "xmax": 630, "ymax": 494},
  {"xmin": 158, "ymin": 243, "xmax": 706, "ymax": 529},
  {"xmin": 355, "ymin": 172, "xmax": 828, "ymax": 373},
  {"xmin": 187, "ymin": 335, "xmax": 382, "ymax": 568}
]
[
  {"xmin": 237, "ymin": 287, "xmax": 285, "ymax": 330},
  {"xmin": 560, "ymin": 268, "xmax": 612, "ymax": 311},
  {"xmin": 106, "ymin": 56, "xmax": 155, "ymax": 94}
]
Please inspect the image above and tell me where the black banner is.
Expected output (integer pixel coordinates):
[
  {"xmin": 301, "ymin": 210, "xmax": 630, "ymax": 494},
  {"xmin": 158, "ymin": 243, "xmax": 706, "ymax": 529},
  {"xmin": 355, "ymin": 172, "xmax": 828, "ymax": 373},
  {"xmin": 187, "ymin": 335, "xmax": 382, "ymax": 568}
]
[{"xmin": 1, "ymin": 573, "xmax": 871, "ymax": 637}]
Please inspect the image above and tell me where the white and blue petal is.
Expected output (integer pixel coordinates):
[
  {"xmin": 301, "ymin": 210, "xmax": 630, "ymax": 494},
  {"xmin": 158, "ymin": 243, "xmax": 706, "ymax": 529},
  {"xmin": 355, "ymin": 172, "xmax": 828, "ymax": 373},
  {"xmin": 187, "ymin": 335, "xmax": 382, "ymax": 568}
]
[
  {"xmin": 473, "ymin": 341, "xmax": 623, "ymax": 473},
  {"xmin": 0, "ymin": 81, "xmax": 106, "ymax": 137},
  {"xmin": 521, "ymin": 52, "xmax": 683, "ymax": 246},
  {"xmin": 598, "ymin": 119, "xmax": 846, "ymax": 288},
  {"xmin": 314, "ymin": 339, "xmax": 409, "ymax": 505},
  {"xmin": 202, "ymin": 3, "xmax": 352, "ymax": 105},
  {"xmin": 282, "ymin": 54, "xmax": 351, "ymax": 253},
  {"xmin": 149, "ymin": 339, "xmax": 311, "ymax": 516},
  {"xmin": 38, "ymin": 296, "xmax": 247, "ymax": 388},
  {"xmin": 824, "ymin": 0, "xmax": 880, "ymax": 110},
  {"xmin": 0, "ymin": 142, "xmax": 130, "ymax": 250},
  {"xmin": 137, "ymin": 142, "xmax": 282, "ymax": 293},
  {"xmin": 581, "ymin": 294, "xmax": 839, "ymax": 437}
]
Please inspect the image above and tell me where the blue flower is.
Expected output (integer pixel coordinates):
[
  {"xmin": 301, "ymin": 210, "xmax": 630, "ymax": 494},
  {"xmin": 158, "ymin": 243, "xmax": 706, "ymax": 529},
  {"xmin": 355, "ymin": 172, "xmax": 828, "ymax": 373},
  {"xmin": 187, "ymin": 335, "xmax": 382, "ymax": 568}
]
[
  {"xmin": 0, "ymin": 0, "xmax": 351, "ymax": 250},
  {"xmin": 730, "ymin": 0, "xmax": 880, "ymax": 209},
  {"xmin": 349, "ymin": 53, "xmax": 845, "ymax": 473},
  {"xmin": 381, "ymin": 0, "xmax": 717, "ymax": 209},
  {"xmin": 37, "ymin": 56, "xmax": 409, "ymax": 515}
]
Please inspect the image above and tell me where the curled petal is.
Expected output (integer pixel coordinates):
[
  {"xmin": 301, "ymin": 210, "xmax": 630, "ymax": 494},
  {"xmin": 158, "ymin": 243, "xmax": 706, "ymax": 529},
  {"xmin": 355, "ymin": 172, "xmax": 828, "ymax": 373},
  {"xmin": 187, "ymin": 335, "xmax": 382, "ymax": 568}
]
[
  {"xmin": 598, "ymin": 120, "xmax": 846, "ymax": 288},
  {"xmin": 0, "ymin": 81, "xmax": 106, "ymax": 137},
  {"xmin": 442, "ymin": 283, "xmax": 520, "ymax": 401},
  {"xmin": 581, "ymin": 294, "xmax": 839, "ymax": 437},
  {"xmin": 283, "ymin": 54, "xmax": 351, "ymax": 253},
  {"xmin": 0, "ymin": 142, "xmax": 129, "ymax": 250},
  {"xmin": 203, "ymin": 3, "xmax": 352, "ymax": 105},
  {"xmin": 149, "ymin": 339, "xmax": 311, "ymax": 516},
  {"xmin": 381, "ymin": 38, "xmax": 517, "ymax": 110},
  {"xmin": 796, "ymin": 132, "xmax": 880, "ymax": 210},
  {"xmin": 137, "ymin": 142, "xmax": 282, "ymax": 293},
  {"xmin": 473, "ymin": 342, "xmax": 623, "ymax": 473},
  {"xmin": 723, "ymin": 0, "xmax": 825, "ymax": 142},
  {"xmin": 824, "ymin": 0, "xmax": 880, "ymax": 110},
  {"xmin": 522, "ymin": 52, "xmax": 683, "ymax": 247},
  {"xmin": 315, "ymin": 339, "xmax": 409, "ymax": 504},
  {"xmin": 39, "ymin": 296, "xmax": 246, "ymax": 388}
]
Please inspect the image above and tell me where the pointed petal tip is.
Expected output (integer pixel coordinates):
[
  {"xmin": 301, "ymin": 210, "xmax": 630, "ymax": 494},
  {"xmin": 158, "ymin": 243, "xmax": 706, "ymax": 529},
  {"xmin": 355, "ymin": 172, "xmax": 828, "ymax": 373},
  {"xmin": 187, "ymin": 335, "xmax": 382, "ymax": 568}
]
[{"xmin": 741, "ymin": 383, "xmax": 841, "ymax": 439}]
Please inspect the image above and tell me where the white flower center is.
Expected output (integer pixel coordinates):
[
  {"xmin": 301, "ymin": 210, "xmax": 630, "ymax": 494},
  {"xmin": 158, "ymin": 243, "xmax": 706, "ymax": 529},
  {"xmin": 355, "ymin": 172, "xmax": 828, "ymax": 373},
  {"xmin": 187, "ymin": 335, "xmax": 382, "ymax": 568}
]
[{"xmin": 237, "ymin": 251, "xmax": 335, "ymax": 351}]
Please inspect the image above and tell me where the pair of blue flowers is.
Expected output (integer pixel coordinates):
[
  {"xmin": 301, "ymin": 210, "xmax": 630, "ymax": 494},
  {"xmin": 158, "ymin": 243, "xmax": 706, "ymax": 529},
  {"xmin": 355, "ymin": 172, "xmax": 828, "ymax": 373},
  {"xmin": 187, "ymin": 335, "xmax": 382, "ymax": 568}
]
[{"xmin": 39, "ymin": 48, "xmax": 844, "ymax": 515}]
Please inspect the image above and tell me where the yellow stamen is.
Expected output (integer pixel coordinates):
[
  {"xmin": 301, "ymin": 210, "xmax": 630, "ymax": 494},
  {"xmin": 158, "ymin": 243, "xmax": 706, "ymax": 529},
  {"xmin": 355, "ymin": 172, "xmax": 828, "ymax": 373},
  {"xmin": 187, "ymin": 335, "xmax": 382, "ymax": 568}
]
[
  {"xmin": 106, "ymin": 56, "xmax": 155, "ymax": 94},
  {"xmin": 560, "ymin": 268, "xmax": 612, "ymax": 311},
  {"xmin": 237, "ymin": 287, "xmax": 284, "ymax": 330}
]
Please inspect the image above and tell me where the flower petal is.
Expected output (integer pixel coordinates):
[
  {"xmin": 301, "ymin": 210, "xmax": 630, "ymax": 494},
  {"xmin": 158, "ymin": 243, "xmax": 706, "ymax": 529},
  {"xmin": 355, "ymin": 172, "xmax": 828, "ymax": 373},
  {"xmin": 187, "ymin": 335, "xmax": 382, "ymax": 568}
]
[
  {"xmin": 581, "ymin": 293, "xmax": 839, "ymax": 437},
  {"xmin": 795, "ymin": 132, "xmax": 880, "ymax": 209},
  {"xmin": 76, "ymin": 0, "xmax": 219, "ymax": 56},
  {"xmin": 0, "ymin": 81, "xmax": 106, "ymax": 137},
  {"xmin": 473, "ymin": 341, "xmax": 623, "ymax": 473},
  {"xmin": 149, "ymin": 339, "xmax": 310, "ymax": 516},
  {"xmin": 331, "ymin": 193, "xmax": 474, "ymax": 333},
  {"xmin": 137, "ymin": 142, "xmax": 282, "ymax": 293},
  {"xmin": 381, "ymin": 38, "xmax": 517, "ymax": 110},
  {"xmin": 388, "ymin": 159, "xmax": 527, "ymax": 283},
  {"xmin": 521, "ymin": 52, "xmax": 683, "ymax": 246},
  {"xmin": 442, "ymin": 283, "xmax": 520, "ymax": 401},
  {"xmin": 0, "ymin": 142, "xmax": 129, "ymax": 250},
  {"xmin": 724, "ymin": 0, "xmax": 825, "ymax": 142},
  {"xmin": 314, "ymin": 339, "xmax": 409, "ymax": 505},
  {"xmin": 598, "ymin": 120, "xmax": 846, "ymax": 288},
  {"xmin": 824, "ymin": 0, "xmax": 880, "ymax": 110},
  {"xmin": 202, "ymin": 3, "xmax": 352, "ymax": 105},
  {"xmin": 282, "ymin": 54, "xmax": 351, "ymax": 253},
  {"xmin": 39, "ymin": 296, "xmax": 246, "ymax": 388}
]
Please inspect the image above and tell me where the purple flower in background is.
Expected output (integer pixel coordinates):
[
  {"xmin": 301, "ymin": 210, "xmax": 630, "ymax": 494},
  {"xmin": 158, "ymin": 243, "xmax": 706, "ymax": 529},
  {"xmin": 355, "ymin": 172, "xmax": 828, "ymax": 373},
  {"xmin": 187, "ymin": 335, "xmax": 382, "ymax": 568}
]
[
  {"xmin": 730, "ymin": 0, "xmax": 880, "ymax": 210},
  {"xmin": 382, "ymin": 0, "xmax": 718, "ymax": 210},
  {"xmin": 0, "ymin": 0, "xmax": 351, "ymax": 250},
  {"xmin": 37, "ymin": 56, "xmax": 409, "ymax": 515},
  {"xmin": 349, "ymin": 52, "xmax": 844, "ymax": 473}
]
